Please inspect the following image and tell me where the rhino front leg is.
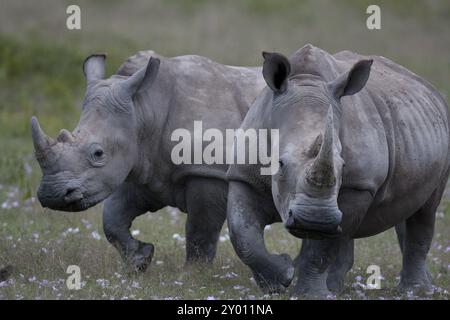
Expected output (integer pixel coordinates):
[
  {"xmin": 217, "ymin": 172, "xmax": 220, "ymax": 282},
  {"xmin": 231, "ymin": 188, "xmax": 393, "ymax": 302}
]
[
  {"xmin": 103, "ymin": 184, "xmax": 154, "ymax": 272},
  {"xmin": 398, "ymin": 185, "xmax": 443, "ymax": 293},
  {"xmin": 184, "ymin": 178, "xmax": 227, "ymax": 264},
  {"xmin": 322, "ymin": 188, "xmax": 373, "ymax": 294},
  {"xmin": 293, "ymin": 238, "xmax": 339, "ymax": 298},
  {"xmin": 326, "ymin": 237, "xmax": 354, "ymax": 293},
  {"xmin": 227, "ymin": 181, "xmax": 294, "ymax": 293},
  {"xmin": 295, "ymin": 238, "xmax": 354, "ymax": 294}
]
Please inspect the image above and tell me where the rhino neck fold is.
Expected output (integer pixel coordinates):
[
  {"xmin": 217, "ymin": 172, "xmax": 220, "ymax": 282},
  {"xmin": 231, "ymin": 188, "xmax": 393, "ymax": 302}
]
[{"xmin": 128, "ymin": 65, "xmax": 172, "ymax": 188}]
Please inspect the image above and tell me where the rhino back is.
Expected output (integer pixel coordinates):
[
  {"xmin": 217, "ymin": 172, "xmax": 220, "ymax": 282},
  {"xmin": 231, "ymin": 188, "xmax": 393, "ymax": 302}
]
[{"xmin": 116, "ymin": 51, "xmax": 265, "ymax": 206}]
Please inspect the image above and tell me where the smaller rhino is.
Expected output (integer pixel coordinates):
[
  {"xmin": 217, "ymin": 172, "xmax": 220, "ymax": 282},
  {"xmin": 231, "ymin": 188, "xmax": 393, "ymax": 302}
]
[{"xmin": 31, "ymin": 51, "xmax": 265, "ymax": 271}]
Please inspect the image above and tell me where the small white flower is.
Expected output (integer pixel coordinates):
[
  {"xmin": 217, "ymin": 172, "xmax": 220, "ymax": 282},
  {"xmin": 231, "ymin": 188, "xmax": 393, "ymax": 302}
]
[
  {"xmin": 81, "ymin": 219, "xmax": 92, "ymax": 230},
  {"xmin": 131, "ymin": 229, "xmax": 140, "ymax": 236},
  {"xmin": 172, "ymin": 233, "xmax": 185, "ymax": 243},
  {"xmin": 91, "ymin": 231, "xmax": 101, "ymax": 240},
  {"xmin": 96, "ymin": 279, "xmax": 109, "ymax": 288},
  {"xmin": 24, "ymin": 162, "xmax": 33, "ymax": 175}
]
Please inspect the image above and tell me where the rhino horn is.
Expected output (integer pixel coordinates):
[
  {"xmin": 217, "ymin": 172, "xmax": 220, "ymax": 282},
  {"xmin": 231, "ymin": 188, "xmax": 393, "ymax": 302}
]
[
  {"xmin": 56, "ymin": 129, "xmax": 74, "ymax": 143},
  {"xmin": 306, "ymin": 105, "xmax": 336, "ymax": 189},
  {"xmin": 31, "ymin": 116, "xmax": 54, "ymax": 156}
]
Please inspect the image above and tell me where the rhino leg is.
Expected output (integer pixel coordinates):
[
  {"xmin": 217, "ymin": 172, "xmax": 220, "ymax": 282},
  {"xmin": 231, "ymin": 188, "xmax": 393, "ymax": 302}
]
[
  {"xmin": 398, "ymin": 185, "xmax": 443, "ymax": 294},
  {"xmin": 395, "ymin": 222, "xmax": 406, "ymax": 253},
  {"xmin": 184, "ymin": 178, "xmax": 227, "ymax": 264},
  {"xmin": 227, "ymin": 181, "xmax": 294, "ymax": 294},
  {"xmin": 295, "ymin": 238, "xmax": 354, "ymax": 294},
  {"xmin": 103, "ymin": 184, "xmax": 154, "ymax": 273},
  {"xmin": 292, "ymin": 238, "xmax": 338, "ymax": 298},
  {"xmin": 396, "ymin": 221, "xmax": 432, "ymax": 283},
  {"xmin": 326, "ymin": 237, "xmax": 354, "ymax": 293}
]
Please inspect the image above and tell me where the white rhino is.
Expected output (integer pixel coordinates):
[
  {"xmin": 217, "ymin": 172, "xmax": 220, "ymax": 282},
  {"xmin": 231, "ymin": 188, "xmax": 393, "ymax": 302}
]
[
  {"xmin": 31, "ymin": 50, "xmax": 265, "ymax": 271},
  {"xmin": 226, "ymin": 44, "xmax": 450, "ymax": 297}
]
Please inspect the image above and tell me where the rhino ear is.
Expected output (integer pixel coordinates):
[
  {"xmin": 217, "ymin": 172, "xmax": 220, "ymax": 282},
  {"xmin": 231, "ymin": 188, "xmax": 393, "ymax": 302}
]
[
  {"xmin": 121, "ymin": 57, "xmax": 160, "ymax": 96},
  {"xmin": 262, "ymin": 52, "xmax": 291, "ymax": 93},
  {"xmin": 83, "ymin": 54, "xmax": 107, "ymax": 84},
  {"xmin": 327, "ymin": 59, "xmax": 373, "ymax": 99}
]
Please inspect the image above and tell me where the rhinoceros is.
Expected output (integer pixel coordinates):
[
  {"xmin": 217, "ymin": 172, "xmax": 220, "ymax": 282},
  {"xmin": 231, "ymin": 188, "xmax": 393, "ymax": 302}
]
[
  {"xmin": 226, "ymin": 44, "xmax": 450, "ymax": 297},
  {"xmin": 31, "ymin": 50, "xmax": 265, "ymax": 271}
]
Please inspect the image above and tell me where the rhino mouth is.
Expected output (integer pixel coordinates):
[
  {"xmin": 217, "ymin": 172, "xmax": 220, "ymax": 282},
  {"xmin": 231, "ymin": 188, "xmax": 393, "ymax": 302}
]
[
  {"xmin": 286, "ymin": 225, "xmax": 342, "ymax": 240},
  {"xmin": 40, "ymin": 190, "xmax": 110, "ymax": 212},
  {"xmin": 285, "ymin": 222, "xmax": 342, "ymax": 240}
]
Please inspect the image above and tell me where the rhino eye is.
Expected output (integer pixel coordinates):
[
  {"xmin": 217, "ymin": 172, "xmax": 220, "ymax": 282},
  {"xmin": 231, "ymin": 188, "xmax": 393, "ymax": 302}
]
[
  {"xmin": 94, "ymin": 149, "xmax": 104, "ymax": 158},
  {"xmin": 88, "ymin": 144, "xmax": 106, "ymax": 165}
]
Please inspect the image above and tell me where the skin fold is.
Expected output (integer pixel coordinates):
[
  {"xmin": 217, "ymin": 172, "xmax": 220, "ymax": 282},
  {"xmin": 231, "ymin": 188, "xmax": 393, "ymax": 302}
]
[
  {"xmin": 226, "ymin": 44, "xmax": 450, "ymax": 297},
  {"xmin": 31, "ymin": 50, "xmax": 266, "ymax": 271}
]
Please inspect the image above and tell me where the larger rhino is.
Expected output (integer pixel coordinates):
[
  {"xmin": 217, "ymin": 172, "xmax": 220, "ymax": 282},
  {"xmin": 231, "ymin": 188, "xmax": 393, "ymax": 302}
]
[
  {"xmin": 31, "ymin": 50, "xmax": 265, "ymax": 271},
  {"xmin": 226, "ymin": 44, "xmax": 450, "ymax": 297}
]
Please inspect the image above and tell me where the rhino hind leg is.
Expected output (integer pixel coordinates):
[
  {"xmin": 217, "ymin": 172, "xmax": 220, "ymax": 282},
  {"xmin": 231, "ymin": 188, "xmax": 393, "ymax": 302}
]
[
  {"xmin": 227, "ymin": 181, "xmax": 294, "ymax": 294},
  {"xmin": 398, "ymin": 185, "xmax": 444, "ymax": 294},
  {"xmin": 395, "ymin": 221, "xmax": 433, "ymax": 283},
  {"xmin": 184, "ymin": 178, "xmax": 227, "ymax": 264},
  {"xmin": 103, "ymin": 184, "xmax": 154, "ymax": 273}
]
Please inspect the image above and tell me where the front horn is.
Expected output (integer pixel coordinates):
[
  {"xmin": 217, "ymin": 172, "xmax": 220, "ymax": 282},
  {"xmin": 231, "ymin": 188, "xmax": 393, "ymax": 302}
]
[
  {"xmin": 31, "ymin": 116, "xmax": 54, "ymax": 155},
  {"xmin": 305, "ymin": 105, "xmax": 336, "ymax": 189}
]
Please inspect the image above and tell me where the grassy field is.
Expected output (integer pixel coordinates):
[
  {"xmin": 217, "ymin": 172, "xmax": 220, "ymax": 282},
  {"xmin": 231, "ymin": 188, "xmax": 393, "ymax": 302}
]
[{"xmin": 0, "ymin": 0, "xmax": 449, "ymax": 299}]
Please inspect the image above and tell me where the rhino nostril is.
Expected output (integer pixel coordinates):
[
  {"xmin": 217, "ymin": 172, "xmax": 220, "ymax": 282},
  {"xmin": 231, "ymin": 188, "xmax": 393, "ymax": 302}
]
[
  {"xmin": 285, "ymin": 211, "xmax": 296, "ymax": 229},
  {"xmin": 64, "ymin": 187, "xmax": 82, "ymax": 203},
  {"xmin": 65, "ymin": 188, "xmax": 76, "ymax": 197}
]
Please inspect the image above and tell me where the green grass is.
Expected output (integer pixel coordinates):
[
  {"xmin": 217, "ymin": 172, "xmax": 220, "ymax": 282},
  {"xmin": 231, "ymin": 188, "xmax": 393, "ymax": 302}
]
[
  {"xmin": 0, "ymin": 197, "xmax": 449, "ymax": 300},
  {"xmin": 0, "ymin": 0, "xmax": 449, "ymax": 299}
]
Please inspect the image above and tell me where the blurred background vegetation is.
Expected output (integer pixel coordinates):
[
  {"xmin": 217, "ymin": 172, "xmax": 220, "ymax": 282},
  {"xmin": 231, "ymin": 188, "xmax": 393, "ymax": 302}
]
[
  {"xmin": 0, "ymin": 0, "xmax": 449, "ymax": 299},
  {"xmin": 1, "ymin": 0, "xmax": 449, "ymax": 191}
]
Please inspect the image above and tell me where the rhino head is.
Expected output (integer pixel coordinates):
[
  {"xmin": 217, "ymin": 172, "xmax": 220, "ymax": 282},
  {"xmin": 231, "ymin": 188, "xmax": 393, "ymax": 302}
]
[
  {"xmin": 31, "ymin": 54, "xmax": 160, "ymax": 211},
  {"xmin": 262, "ymin": 52, "xmax": 372, "ymax": 239}
]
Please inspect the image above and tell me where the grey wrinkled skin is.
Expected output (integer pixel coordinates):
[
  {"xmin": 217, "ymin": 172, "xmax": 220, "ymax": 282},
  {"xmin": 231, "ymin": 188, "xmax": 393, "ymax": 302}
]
[
  {"xmin": 31, "ymin": 50, "xmax": 266, "ymax": 272},
  {"xmin": 227, "ymin": 44, "xmax": 450, "ymax": 297}
]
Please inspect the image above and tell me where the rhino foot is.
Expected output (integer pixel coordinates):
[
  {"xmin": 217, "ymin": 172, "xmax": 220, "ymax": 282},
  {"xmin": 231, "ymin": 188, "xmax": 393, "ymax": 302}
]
[
  {"xmin": 398, "ymin": 275, "xmax": 433, "ymax": 295},
  {"xmin": 126, "ymin": 242, "xmax": 155, "ymax": 273},
  {"xmin": 290, "ymin": 280, "xmax": 334, "ymax": 300},
  {"xmin": 398, "ymin": 266, "xmax": 434, "ymax": 295},
  {"xmin": 326, "ymin": 275, "xmax": 345, "ymax": 294},
  {"xmin": 292, "ymin": 270, "xmax": 333, "ymax": 299},
  {"xmin": 253, "ymin": 253, "xmax": 295, "ymax": 294},
  {"xmin": 290, "ymin": 286, "xmax": 333, "ymax": 300}
]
